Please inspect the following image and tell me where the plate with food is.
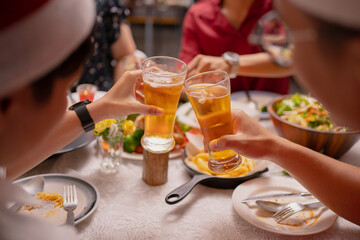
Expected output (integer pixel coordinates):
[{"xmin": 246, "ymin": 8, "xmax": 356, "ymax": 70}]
[
  {"xmin": 165, "ymin": 131, "xmax": 268, "ymax": 204},
  {"xmin": 232, "ymin": 176, "xmax": 337, "ymax": 235},
  {"xmin": 231, "ymin": 90, "xmax": 281, "ymax": 119},
  {"xmin": 14, "ymin": 174, "xmax": 99, "ymax": 225},
  {"xmin": 95, "ymin": 114, "xmax": 189, "ymax": 161}
]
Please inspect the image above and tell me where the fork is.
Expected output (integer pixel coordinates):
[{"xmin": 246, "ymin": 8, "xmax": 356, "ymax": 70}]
[
  {"xmin": 272, "ymin": 198, "xmax": 323, "ymax": 223},
  {"xmin": 63, "ymin": 185, "xmax": 78, "ymax": 226}
]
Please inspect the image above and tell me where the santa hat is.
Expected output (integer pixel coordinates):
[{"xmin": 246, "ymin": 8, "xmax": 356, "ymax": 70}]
[
  {"xmin": 289, "ymin": 0, "xmax": 360, "ymax": 30},
  {"xmin": 0, "ymin": 0, "xmax": 95, "ymax": 97}
]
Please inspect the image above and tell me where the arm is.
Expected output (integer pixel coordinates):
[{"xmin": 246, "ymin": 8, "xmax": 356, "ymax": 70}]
[
  {"xmin": 237, "ymin": 52, "xmax": 293, "ymax": 78},
  {"xmin": 187, "ymin": 52, "xmax": 293, "ymax": 78},
  {"xmin": 210, "ymin": 111, "xmax": 360, "ymax": 225},
  {"xmin": 6, "ymin": 70, "xmax": 162, "ymax": 179},
  {"xmin": 111, "ymin": 23, "xmax": 137, "ymax": 81}
]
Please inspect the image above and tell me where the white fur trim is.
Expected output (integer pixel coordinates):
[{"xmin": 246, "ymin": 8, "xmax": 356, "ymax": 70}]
[
  {"xmin": 0, "ymin": 0, "xmax": 95, "ymax": 97},
  {"xmin": 289, "ymin": 0, "xmax": 360, "ymax": 29}
]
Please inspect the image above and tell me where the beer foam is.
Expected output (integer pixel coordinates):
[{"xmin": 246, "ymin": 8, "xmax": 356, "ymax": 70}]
[{"xmin": 143, "ymin": 73, "xmax": 183, "ymax": 87}]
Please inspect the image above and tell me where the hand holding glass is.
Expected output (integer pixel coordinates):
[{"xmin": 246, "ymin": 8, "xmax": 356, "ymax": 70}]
[{"xmin": 184, "ymin": 71, "xmax": 241, "ymax": 173}]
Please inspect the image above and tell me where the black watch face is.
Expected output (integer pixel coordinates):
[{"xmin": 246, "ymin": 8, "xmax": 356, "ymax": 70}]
[
  {"xmin": 68, "ymin": 99, "xmax": 91, "ymax": 111},
  {"xmin": 82, "ymin": 99, "xmax": 91, "ymax": 104}
]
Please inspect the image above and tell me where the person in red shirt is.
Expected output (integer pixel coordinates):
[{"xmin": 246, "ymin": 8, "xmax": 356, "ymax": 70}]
[{"xmin": 179, "ymin": 0, "xmax": 291, "ymax": 94}]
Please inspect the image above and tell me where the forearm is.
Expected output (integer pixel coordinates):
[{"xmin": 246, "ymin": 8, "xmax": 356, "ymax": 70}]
[
  {"xmin": 7, "ymin": 100, "xmax": 109, "ymax": 179},
  {"xmin": 271, "ymin": 136, "xmax": 360, "ymax": 225},
  {"xmin": 238, "ymin": 52, "xmax": 293, "ymax": 78},
  {"xmin": 112, "ymin": 23, "xmax": 137, "ymax": 81},
  {"xmin": 7, "ymin": 110, "xmax": 83, "ymax": 179}
]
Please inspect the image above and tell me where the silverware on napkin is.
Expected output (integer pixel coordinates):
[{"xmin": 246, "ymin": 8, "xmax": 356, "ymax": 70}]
[{"xmin": 241, "ymin": 192, "xmax": 312, "ymax": 202}]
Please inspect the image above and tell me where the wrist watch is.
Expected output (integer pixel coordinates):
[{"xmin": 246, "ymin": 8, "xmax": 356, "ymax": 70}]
[
  {"xmin": 222, "ymin": 51, "xmax": 240, "ymax": 78},
  {"xmin": 68, "ymin": 99, "xmax": 95, "ymax": 132}
]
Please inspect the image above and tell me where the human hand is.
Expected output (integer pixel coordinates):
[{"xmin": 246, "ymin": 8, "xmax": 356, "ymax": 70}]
[
  {"xmin": 187, "ymin": 54, "xmax": 231, "ymax": 77},
  {"xmin": 95, "ymin": 70, "xmax": 163, "ymax": 119},
  {"xmin": 209, "ymin": 110, "xmax": 280, "ymax": 160}
]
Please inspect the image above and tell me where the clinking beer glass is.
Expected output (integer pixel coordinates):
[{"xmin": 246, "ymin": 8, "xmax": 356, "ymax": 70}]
[
  {"xmin": 141, "ymin": 56, "xmax": 187, "ymax": 153},
  {"xmin": 184, "ymin": 71, "xmax": 241, "ymax": 173}
]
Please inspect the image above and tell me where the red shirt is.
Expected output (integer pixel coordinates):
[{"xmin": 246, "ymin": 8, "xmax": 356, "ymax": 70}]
[{"xmin": 179, "ymin": 0, "xmax": 290, "ymax": 94}]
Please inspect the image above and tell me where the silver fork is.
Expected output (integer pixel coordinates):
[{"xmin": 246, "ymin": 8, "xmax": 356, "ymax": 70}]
[
  {"xmin": 63, "ymin": 185, "xmax": 78, "ymax": 226},
  {"xmin": 272, "ymin": 198, "xmax": 323, "ymax": 223}
]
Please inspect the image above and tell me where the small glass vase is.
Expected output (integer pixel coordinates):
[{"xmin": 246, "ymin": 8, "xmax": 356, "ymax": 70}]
[{"xmin": 97, "ymin": 131, "xmax": 123, "ymax": 174}]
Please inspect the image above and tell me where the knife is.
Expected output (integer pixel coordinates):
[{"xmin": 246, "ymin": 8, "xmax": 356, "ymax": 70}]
[{"xmin": 241, "ymin": 192, "xmax": 312, "ymax": 202}]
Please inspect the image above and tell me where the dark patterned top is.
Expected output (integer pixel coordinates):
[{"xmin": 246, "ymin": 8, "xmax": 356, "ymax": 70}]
[{"xmin": 77, "ymin": 0, "xmax": 127, "ymax": 91}]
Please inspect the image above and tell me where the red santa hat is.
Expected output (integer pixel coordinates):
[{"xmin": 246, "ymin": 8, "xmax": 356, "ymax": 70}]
[
  {"xmin": 0, "ymin": 0, "xmax": 95, "ymax": 97},
  {"xmin": 289, "ymin": 0, "xmax": 360, "ymax": 30}
]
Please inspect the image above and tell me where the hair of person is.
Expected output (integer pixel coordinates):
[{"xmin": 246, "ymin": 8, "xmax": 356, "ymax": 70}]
[{"xmin": 31, "ymin": 32, "xmax": 94, "ymax": 102}]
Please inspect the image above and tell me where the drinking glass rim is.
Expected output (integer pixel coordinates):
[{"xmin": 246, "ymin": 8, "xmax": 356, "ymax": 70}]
[
  {"xmin": 141, "ymin": 56, "xmax": 188, "ymax": 77},
  {"xmin": 184, "ymin": 70, "xmax": 229, "ymax": 92}
]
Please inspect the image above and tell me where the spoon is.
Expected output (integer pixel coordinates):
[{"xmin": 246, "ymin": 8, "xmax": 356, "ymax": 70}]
[
  {"xmin": 9, "ymin": 176, "xmax": 45, "ymax": 212},
  {"xmin": 256, "ymin": 199, "xmax": 323, "ymax": 212}
]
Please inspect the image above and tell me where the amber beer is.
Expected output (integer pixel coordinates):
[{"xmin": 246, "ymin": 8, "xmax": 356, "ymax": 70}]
[
  {"xmin": 141, "ymin": 57, "xmax": 187, "ymax": 153},
  {"xmin": 185, "ymin": 72, "xmax": 241, "ymax": 172}
]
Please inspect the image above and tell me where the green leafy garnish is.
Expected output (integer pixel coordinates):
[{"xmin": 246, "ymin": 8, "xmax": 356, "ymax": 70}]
[{"xmin": 281, "ymin": 170, "xmax": 290, "ymax": 176}]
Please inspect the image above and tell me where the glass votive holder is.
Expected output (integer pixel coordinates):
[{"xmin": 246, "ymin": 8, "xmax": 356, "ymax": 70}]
[
  {"xmin": 76, "ymin": 83, "xmax": 98, "ymax": 102},
  {"xmin": 97, "ymin": 130, "xmax": 123, "ymax": 174}
]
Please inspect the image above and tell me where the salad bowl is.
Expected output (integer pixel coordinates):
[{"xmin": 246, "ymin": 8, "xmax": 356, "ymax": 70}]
[{"xmin": 267, "ymin": 94, "xmax": 360, "ymax": 159}]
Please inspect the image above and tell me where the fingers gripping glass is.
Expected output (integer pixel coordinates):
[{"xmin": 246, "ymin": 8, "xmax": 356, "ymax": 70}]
[
  {"xmin": 249, "ymin": 11, "xmax": 317, "ymax": 67},
  {"xmin": 184, "ymin": 71, "xmax": 241, "ymax": 173}
]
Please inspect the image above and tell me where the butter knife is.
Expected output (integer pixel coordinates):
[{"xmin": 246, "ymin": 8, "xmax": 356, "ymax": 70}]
[{"xmin": 241, "ymin": 192, "xmax": 312, "ymax": 202}]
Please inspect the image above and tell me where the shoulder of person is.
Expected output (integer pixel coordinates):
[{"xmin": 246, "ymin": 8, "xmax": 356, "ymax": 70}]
[{"xmin": 186, "ymin": 0, "xmax": 219, "ymax": 20}]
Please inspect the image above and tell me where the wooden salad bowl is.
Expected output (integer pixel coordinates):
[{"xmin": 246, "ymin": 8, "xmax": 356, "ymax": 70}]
[{"xmin": 267, "ymin": 95, "xmax": 360, "ymax": 159}]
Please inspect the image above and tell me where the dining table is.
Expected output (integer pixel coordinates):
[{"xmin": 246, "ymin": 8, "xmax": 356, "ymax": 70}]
[{"xmin": 19, "ymin": 115, "xmax": 360, "ymax": 240}]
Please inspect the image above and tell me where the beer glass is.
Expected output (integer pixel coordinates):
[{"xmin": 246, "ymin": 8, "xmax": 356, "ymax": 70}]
[
  {"xmin": 184, "ymin": 71, "xmax": 241, "ymax": 173},
  {"xmin": 141, "ymin": 56, "xmax": 187, "ymax": 153}
]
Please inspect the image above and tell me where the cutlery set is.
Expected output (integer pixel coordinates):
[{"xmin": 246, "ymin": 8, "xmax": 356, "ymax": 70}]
[{"xmin": 242, "ymin": 192, "xmax": 325, "ymax": 223}]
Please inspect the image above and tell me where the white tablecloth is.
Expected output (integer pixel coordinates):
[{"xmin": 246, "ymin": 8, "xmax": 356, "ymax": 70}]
[{"xmin": 21, "ymin": 121, "xmax": 360, "ymax": 240}]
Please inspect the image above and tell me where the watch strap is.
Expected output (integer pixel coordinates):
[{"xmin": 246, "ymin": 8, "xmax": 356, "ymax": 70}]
[{"xmin": 69, "ymin": 100, "xmax": 94, "ymax": 132}]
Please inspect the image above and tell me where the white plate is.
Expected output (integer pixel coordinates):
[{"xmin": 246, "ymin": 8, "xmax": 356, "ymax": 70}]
[
  {"xmin": 231, "ymin": 90, "xmax": 280, "ymax": 119},
  {"xmin": 232, "ymin": 176, "xmax": 337, "ymax": 236},
  {"xmin": 122, "ymin": 150, "xmax": 183, "ymax": 160},
  {"xmin": 177, "ymin": 101, "xmax": 259, "ymax": 129},
  {"xmin": 14, "ymin": 174, "xmax": 99, "ymax": 225}
]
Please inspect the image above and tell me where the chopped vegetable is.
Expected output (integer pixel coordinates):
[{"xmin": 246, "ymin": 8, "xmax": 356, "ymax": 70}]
[
  {"xmin": 281, "ymin": 170, "xmax": 290, "ymax": 176},
  {"xmin": 132, "ymin": 129, "xmax": 144, "ymax": 144},
  {"xmin": 135, "ymin": 145, "xmax": 143, "ymax": 154},
  {"xmin": 124, "ymin": 135, "xmax": 137, "ymax": 153},
  {"xmin": 261, "ymin": 105, "xmax": 267, "ymax": 113},
  {"xmin": 275, "ymin": 93, "xmax": 347, "ymax": 132},
  {"xmin": 123, "ymin": 129, "xmax": 144, "ymax": 153},
  {"xmin": 179, "ymin": 122, "xmax": 191, "ymax": 133}
]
